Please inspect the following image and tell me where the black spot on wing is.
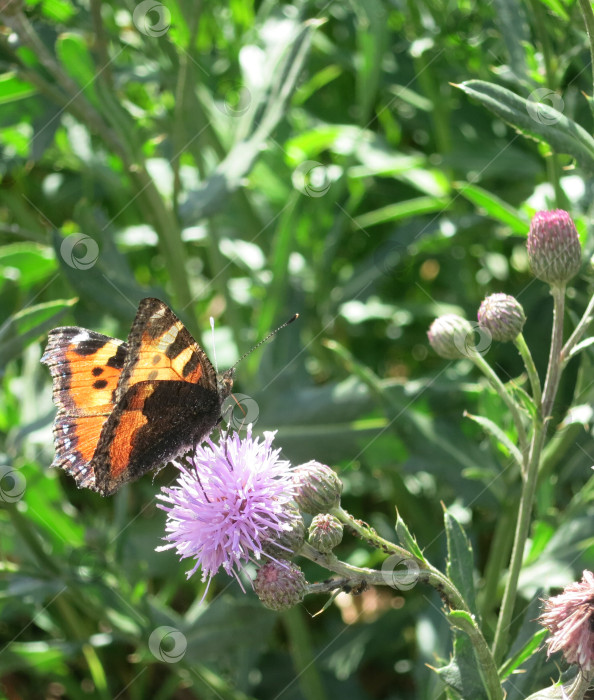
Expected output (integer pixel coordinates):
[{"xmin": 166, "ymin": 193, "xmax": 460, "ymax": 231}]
[
  {"xmin": 93, "ymin": 379, "xmax": 108, "ymax": 390},
  {"xmin": 165, "ymin": 332, "xmax": 191, "ymax": 360},
  {"xmin": 182, "ymin": 353, "xmax": 200, "ymax": 378},
  {"xmin": 92, "ymin": 367, "xmax": 104, "ymax": 376},
  {"xmin": 75, "ymin": 339, "xmax": 108, "ymax": 356},
  {"xmin": 107, "ymin": 345, "xmax": 126, "ymax": 369}
]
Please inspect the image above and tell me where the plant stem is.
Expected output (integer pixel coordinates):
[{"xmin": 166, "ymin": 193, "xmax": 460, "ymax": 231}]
[
  {"xmin": 492, "ymin": 283, "xmax": 566, "ymax": 663},
  {"xmin": 471, "ymin": 352, "xmax": 529, "ymax": 459},
  {"xmin": 561, "ymin": 291, "xmax": 594, "ymax": 364},
  {"xmin": 578, "ymin": 0, "xmax": 594, "ymax": 105},
  {"xmin": 514, "ymin": 333, "xmax": 542, "ymax": 409}
]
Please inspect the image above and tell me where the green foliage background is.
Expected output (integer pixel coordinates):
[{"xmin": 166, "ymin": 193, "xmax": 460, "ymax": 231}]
[{"xmin": 1, "ymin": 0, "xmax": 594, "ymax": 698}]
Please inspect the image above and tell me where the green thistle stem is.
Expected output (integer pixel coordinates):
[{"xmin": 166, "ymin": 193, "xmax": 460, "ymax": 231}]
[{"xmin": 514, "ymin": 332, "xmax": 542, "ymax": 409}]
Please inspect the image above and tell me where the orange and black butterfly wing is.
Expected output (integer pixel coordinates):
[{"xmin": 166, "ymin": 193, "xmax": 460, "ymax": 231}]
[
  {"xmin": 41, "ymin": 328, "xmax": 128, "ymax": 490},
  {"xmin": 91, "ymin": 298, "xmax": 229, "ymax": 496}
]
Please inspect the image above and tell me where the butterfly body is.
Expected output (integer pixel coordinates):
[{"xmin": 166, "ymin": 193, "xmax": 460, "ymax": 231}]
[{"xmin": 42, "ymin": 298, "xmax": 234, "ymax": 496}]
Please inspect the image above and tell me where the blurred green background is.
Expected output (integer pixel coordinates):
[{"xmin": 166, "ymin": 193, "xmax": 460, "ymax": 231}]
[{"xmin": 1, "ymin": 0, "xmax": 594, "ymax": 698}]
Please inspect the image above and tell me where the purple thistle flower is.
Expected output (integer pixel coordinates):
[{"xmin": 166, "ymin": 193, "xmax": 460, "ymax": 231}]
[
  {"xmin": 540, "ymin": 570, "xmax": 594, "ymax": 672},
  {"xmin": 157, "ymin": 426, "xmax": 296, "ymax": 593}
]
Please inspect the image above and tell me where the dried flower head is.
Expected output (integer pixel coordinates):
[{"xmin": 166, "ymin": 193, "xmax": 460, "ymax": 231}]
[
  {"xmin": 478, "ymin": 293, "xmax": 526, "ymax": 342},
  {"xmin": 427, "ymin": 314, "xmax": 475, "ymax": 359},
  {"xmin": 254, "ymin": 560, "xmax": 307, "ymax": 611},
  {"xmin": 540, "ymin": 570, "xmax": 594, "ymax": 672},
  {"xmin": 157, "ymin": 426, "xmax": 295, "ymax": 592},
  {"xmin": 293, "ymin": 461, "xmax": 342, "ymax": 515},
  {"xmin": 527, "ymin": 210, "xmax": 581, "ymax": 286}
]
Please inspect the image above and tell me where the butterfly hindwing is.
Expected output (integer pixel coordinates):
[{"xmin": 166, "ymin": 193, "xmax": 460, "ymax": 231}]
[{"xmin": 41, "ymin": 328, "xmax": 128, "ymax": 489}]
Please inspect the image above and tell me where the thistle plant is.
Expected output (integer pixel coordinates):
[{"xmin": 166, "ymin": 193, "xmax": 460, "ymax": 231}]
[{"xmin": 158, "ymin": 209, "xmax": 594, "ymax": 699}]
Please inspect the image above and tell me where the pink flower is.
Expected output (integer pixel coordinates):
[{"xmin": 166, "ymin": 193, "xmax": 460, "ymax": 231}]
[
  {"xmin": 540, "ymin": 570, "xmax": 594, "ymax": 672},
  {"xmin": 157, "ymin": 427, "xmax": 296, "ymax": 593}
]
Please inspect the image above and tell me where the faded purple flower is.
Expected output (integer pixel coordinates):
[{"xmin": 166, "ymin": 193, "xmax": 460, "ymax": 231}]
[
  {"xmin": 157, "ymin": 426, "xmax": 295, "ymax": 592},
  {"xmin": 254, "ymin": 560, "xmax": 307, "ymax": 610},
  {"xmin": 478, "ymin": 293, "xmax": 526, "ymax": 342},
  {"xmin": 540, "ymin": 570, "xmax": 594, "ymax": 672}
]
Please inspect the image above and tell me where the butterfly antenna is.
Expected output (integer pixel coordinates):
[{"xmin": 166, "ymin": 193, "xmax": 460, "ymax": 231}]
[
  {"xmin": 231, "ymin": 313, "xmax": 299, "ymax": 370},
  {"xmin": 210, "ymin": 316, "xmax": 219, "ymax": 373}
]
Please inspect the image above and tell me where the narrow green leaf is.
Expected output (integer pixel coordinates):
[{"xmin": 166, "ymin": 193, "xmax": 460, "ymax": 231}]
[
  {"xmin": 0, "ymin": 72, "xmax": 36, "ymax": 104},
  {"xmin": 568, "ymin": 336, "xmax": 594, "ymax": 358},
  {"xmin": 457, "ymin": 80, "xmax": 594, "ymax": 173},
  {"xmin": 0, "ymin": 242, "xmax": 57, "ymax": 289},
  {"xmin": 445, "ymin": 510, "xmax": 478, "ymax": 617},
  {"xmin": 395, "ymin": 509, "xmax": 426, "ymax": 562},
  {"xmin": 464, "ymin": 411, "xmax": 523, "ymax": 467},
  {"xmin": 354, "ymin": 196, "xmax": 450, "ymax": 229},
  {"xmin": 499, "ymin": 629, "xmax": 547, "ymax": 680},
  {"xmin": 492, "ymin": 0, "xmax": 530, "ymax": 81},
  {"xmin": 455, "ymin": 183, "xmax": 529, "ymax": 234}
]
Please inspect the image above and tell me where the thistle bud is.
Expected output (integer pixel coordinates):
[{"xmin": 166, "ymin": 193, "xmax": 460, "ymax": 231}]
[
  {"xmin": 539, "ymin": 570, "xmax": 594, "ymax": 672},
  {"xmin": 477, "ymin": 293, "xmax": 526, "ymax": 342},
  {"xmin": 308, "ymin": 513, "xmax": 344, "ymax": 553},
  {"xmin": 293, "ymin": 461, "xmax": 342, "ymax": 515},
  {"xmin": 254, "ymin": 560, "xmax": 307, "ymax": 611},
  {"xmin": 262, "ymin": 503, "xmax": 305, "ymax": 559},
  {"xmin": 527, "ymin": 210, "xmax": 581, "ymax": 285},
  {"xmin": 427, "ymin": 314, "xmax": 474, "ymax": 359}
]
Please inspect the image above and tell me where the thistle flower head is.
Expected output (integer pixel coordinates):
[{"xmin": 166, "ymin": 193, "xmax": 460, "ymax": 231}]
[
  {"xmin": 427, "ymin": 314, "xmax": 474, "ymax": 359},
  {"xmin": 293, "ymin": 461, "xmax": 342, "ymax": 515},
  {"xmin": 539, "ymin": 570, "xmax": 594, "ymax": 672},
  {"xmin": 262, "ymin": 502, "xmax": 305, "ymax": 560},
  {"xmin": 478, "ymin": 293, "xmax": 526, "ymax": 342},
  {"xmin": 527, "ymin": 210, "xmax": 581, "ymax": 286},
  {"xmin": 157, "ymin": 426, "xmax": 296, "ymax": 592},
  {"xmin": 308, "ymin": 513, "xmax": 344, "ymax": 553},
  {"xmin": 254, "ymin": 560, "xmax": 307, "ymax": 610}
]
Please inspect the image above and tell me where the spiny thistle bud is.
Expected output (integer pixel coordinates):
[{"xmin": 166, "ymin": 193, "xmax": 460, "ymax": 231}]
[
  {"xmin": 262, "ymin": 503, "xmax": 305, "ymax": 560},
  {"xmin": 427, "ymin": 314, "xmax": 474, "ymax": 360},
  {"xmin": 477, "ymin": 293, "xmax": 526, "ymax": 342},
  {"xmin": 539, "ymin": 570, "xmax": 594, "ymax": 672},
  {"xmin": 293, "ymin": 461, "xmax": 342, "ymax": 515},
  {"xmin": 527, "ymin": 210, "xmax": 581, "ymax": 285},
  {"xmin": 308, "ymin": 513, "xmax": 344, "ymax": 553},
  {"xmin": 254, "ymin": 560, "xmax": 307, "ymax": 611}
]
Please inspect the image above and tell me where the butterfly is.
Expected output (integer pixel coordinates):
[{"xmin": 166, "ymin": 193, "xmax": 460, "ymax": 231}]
[{"xmin": 41, "ymin": 297, "xmax": 234, "ymax": 496}]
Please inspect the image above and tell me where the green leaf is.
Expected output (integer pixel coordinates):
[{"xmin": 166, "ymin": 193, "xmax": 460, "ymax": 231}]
[
  {"xmin": 464, "ymin": 411, "xmax": 523, "ymax": 467},
  {"xmin": 354, "ymin": 196, "xmax": 451, "ymax": 229},
  {"xmin": 395, "ymin": 509, "xmax": 426, "ymax": 562},
  {"xmin": 454, "ymin": 183, "xmax": 529, "ymax": 234},
  {"xmin": 0, "ymin": 243, "xmax": 57, "ymax": 289},
  {"xmin": 0, "ymin": 299, "xmax": 77, "ymax": 366},
  {"xmin": 55, "ymin": 33, "xmax": 98, "ymax": 106},
  {"xmin": 491, "ymin": 0, "xmax": 530, "ymax": 81},
  {"xmin": 456, "ymin": 80, "xmax": 594, "ymax": 174},
  {"xmin": 0, "ymin": 72, "xmax": 36, "ymax": 104},
  {"xmin": 445, "ymin": 510, "xmax": 478, "ymax": 617},
  {"xmin": 436, "ymin": 622, "xmax": 488, "ymax": 700},
  {"xmin": 499, "ymin": 629, "xmax": 547, "ymax": 680}
]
